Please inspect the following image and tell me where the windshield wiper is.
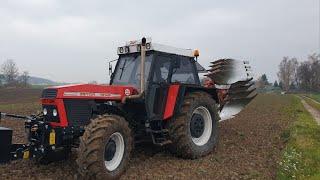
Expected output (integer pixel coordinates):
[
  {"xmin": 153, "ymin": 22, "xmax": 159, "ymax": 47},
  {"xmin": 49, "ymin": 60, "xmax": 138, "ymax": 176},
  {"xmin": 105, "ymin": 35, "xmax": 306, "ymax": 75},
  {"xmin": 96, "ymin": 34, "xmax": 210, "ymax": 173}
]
[
  {"xmin": 118, "ymin": 55, "xmax": 139, "ymax": 80},
  {"xmin": 119, "ymin": 59, "xmax": 128, "ymax": 80}
]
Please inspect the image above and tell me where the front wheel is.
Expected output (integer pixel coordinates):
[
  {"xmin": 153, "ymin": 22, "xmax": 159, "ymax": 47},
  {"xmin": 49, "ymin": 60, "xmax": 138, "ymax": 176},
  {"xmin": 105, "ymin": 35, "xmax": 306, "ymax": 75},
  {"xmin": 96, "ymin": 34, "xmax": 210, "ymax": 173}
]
[
  {"xmin": 77, "ymin": 114, "xmax": 133, "ymax": 180},
  {"xmin": 167, "ymin": 91, "xmax": 220, "ymax": 159}
]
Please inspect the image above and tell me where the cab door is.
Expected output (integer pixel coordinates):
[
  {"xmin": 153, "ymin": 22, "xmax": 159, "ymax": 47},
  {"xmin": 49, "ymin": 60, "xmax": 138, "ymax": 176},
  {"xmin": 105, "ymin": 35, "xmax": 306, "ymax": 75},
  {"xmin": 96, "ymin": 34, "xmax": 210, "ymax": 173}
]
[{"xmin": 145, "ymin": 55, "xmax": 174, "ymax": 121}]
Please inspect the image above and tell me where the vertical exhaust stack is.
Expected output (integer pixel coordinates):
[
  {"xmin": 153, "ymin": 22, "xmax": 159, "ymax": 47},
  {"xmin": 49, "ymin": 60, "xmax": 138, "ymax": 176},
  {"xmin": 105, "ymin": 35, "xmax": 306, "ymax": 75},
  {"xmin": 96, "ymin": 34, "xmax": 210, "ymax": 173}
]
[
  {"xmin": 140, "ymin": 37, "xmax": 146, "ymax": 93},
  {"xmin": 121, "ymin": 37, "xmax": 147, "ymax": 103}
]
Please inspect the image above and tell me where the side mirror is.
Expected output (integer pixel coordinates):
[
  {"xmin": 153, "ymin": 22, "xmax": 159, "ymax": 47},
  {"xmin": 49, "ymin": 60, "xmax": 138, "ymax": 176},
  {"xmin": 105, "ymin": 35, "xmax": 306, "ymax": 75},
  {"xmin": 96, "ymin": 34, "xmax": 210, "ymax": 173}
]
[
  {"xmin": 107, "ymin": 58, "xmax": 118, "ymax": 79},
  {"xmin": 108, "ymin": 62, "xmax": 113, "ymax": 76}
]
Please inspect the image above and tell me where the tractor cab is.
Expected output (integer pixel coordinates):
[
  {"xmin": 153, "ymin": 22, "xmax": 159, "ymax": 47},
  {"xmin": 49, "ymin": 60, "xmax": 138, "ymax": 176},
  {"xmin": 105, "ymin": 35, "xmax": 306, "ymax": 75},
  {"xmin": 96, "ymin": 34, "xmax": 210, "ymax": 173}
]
[
  {"xmin": 110, "ymin": 38, "xmax": 208, "ymax": 127},
  {"xmin": 110, "ymin": 38, "xmax": 204, "ymax": 91}
]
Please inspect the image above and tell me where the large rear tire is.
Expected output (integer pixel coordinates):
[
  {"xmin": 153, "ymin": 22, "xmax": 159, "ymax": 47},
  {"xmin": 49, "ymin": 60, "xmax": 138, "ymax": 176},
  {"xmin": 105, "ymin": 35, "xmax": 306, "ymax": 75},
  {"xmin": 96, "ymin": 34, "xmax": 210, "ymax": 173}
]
[
  {"xmin": 77, "ymin": 114, "xmax": 133, "ymax": 180},
  {"xmin": 168, "ymin": 91, "xmax": 220, "ymax": 159}
]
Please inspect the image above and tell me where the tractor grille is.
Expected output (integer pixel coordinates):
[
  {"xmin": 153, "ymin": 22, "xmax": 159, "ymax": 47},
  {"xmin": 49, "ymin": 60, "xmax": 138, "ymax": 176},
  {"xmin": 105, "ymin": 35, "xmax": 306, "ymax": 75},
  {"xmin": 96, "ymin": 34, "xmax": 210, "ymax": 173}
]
[
  {"xmin": 42, "ymin": 89, "xmax": 58, "ymax": 99},
  {"xmin": 64, "ymin": 100, "xmax": 93, "ymax": 127}
]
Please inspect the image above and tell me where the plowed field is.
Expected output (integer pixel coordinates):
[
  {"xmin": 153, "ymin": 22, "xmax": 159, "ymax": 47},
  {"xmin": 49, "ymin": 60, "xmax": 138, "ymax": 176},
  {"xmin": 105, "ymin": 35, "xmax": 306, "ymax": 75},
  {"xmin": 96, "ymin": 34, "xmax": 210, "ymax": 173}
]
[{"xmin": 0, "ymin": 89, "xmax": 294, "ymax": 179}]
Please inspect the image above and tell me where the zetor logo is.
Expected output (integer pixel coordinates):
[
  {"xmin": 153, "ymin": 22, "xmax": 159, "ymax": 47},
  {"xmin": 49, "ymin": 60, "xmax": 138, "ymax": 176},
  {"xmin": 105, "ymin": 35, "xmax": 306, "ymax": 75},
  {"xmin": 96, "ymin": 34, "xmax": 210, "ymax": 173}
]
[
  {"xmin": 124, "ymin": 89, "xmax": 131, "ymax": 96},
  {"xmin": 63, "ymin": 92, "xmax": 121, "ymax": 98}
]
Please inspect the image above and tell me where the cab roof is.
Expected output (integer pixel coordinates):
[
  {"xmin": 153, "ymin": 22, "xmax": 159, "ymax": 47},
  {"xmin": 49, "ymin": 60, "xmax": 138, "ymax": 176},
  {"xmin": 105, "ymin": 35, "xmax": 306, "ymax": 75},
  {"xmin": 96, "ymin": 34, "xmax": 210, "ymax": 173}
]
[
  {"xmin": 117, "ymin": 38, "xmax": 207, "ymax": 72},
  {"xmin": 117, "ymin": 38, "xmax": 195, "ymax": 58}
]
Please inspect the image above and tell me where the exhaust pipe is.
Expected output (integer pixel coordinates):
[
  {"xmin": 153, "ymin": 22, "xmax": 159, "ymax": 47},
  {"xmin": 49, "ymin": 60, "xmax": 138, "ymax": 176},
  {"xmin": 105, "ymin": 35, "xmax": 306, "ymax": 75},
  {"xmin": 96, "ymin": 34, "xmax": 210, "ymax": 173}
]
[
  {"xmin": 122, "ymin": 37, "xmax": 146, "ymax": 103},
  {"xmin": 140, "ymin": 37, "xmax": 146, "ymax": 93}
]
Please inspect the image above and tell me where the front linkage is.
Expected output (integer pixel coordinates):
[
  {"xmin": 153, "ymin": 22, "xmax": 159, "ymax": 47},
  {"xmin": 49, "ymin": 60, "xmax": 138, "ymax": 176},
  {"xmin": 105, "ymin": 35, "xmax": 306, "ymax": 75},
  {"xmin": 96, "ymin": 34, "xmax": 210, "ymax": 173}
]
[{"xmin": 0, "ymin": 112, "xmax": 83, "ymax": 163}]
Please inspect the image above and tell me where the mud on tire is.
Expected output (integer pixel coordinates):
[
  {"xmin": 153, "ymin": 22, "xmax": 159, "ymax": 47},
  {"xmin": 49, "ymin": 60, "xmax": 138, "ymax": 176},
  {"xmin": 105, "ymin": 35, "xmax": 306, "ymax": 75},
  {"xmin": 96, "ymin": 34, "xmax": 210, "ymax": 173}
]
[
  {"xmin": 167, "ymin": 91, "xmax": 220, "ymax": 159},
  {"xmin": 77, "ymin": 114, "xmax": 133, "ymax": 180}
]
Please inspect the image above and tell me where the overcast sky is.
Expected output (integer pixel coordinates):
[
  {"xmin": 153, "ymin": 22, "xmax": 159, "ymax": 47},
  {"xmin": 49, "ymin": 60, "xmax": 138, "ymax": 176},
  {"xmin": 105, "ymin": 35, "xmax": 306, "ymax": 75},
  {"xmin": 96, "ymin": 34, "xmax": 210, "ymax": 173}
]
[{"xmin": 0, "ymin": 0, "xmax": 319, "ymax": 83}]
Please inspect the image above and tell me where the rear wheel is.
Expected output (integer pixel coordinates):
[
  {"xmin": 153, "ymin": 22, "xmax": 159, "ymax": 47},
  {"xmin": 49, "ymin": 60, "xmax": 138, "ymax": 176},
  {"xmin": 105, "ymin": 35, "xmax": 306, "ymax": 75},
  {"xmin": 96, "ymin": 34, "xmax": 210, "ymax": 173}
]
[
  {"xmin": 168, "ymin": 91, "xmax": 220, "ymax": 159},
  {"xmin": 77, "ymin": 114, "xmax": 133, "ymax": 180}
]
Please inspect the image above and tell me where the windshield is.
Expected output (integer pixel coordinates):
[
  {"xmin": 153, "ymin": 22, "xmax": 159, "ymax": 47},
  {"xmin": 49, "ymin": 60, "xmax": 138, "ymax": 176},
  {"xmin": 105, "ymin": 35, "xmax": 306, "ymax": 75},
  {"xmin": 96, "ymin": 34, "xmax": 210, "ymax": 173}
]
[{"xmin": 111, "ymin": 54, "xmax": 153, "ymax": 90}]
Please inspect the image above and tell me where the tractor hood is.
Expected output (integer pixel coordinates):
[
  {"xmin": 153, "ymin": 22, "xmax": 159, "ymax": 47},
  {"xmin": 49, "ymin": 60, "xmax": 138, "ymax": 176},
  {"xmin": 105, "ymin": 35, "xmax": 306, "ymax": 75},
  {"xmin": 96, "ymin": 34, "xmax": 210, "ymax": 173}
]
[{"xmin": 42, "ymin": 84, "xmax": 139, "ymax": 101}]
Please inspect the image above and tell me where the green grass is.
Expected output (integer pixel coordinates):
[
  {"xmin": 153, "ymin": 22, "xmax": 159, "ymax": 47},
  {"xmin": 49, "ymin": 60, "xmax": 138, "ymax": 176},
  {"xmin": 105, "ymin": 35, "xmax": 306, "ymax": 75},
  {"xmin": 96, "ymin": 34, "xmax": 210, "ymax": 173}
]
[
  {"xmin": 303, "ymin": 97, "xmax": 320, "ymax": 111},
  {"xmin": 307, "ymin": 94, "xmax": 320, "ymax": 103},
  {"xmin": 277, "ymin": 96, "xmax": 320, "ymax": 179}
]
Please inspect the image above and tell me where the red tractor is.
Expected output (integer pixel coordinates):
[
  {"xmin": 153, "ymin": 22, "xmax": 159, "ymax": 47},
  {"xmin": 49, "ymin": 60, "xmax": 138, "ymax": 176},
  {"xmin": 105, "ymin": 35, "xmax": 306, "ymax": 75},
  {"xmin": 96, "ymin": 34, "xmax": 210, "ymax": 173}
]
[{"xmin": 0, "ymin": 38, "xmax": 256, "ymax": 179}]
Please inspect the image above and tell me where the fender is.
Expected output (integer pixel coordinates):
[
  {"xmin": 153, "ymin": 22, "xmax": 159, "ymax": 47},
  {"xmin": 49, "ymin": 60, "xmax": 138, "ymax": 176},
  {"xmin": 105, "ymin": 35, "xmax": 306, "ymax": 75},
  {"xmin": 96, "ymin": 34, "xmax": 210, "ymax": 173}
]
[
  {"xmin": 163, "ymin": 84, "xmax": 180, "ymax": 120},
  {"xmin": 163, "ymin": 84, "xmax": 219, "ymax": 120}
]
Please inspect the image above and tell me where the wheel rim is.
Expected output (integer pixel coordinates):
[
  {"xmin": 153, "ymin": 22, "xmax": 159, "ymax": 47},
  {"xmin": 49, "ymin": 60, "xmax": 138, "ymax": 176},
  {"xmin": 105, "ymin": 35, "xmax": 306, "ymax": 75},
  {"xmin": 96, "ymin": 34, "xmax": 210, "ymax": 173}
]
[
  {"xmin": 190, "ymin": 106, "xmax": 212, "ymax": 146},
  {"xmin": 190, "ymin": 114, "xmax": 205, "ymax": 138},
  {"xmin": 104, "ymin": 132, "xmax": 125, "ymax": 171}
]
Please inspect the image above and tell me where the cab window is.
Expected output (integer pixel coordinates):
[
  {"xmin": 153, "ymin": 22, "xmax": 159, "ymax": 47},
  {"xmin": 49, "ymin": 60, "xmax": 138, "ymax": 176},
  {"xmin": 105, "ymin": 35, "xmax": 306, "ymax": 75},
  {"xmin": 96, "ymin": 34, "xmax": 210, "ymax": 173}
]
[
  {"xmin": 171, "ymin": 57, "xmax": 198, "ymax": 84},
  {"xmin": 152, "ymin": 56, "xmax": 171, "ymax": 83}
]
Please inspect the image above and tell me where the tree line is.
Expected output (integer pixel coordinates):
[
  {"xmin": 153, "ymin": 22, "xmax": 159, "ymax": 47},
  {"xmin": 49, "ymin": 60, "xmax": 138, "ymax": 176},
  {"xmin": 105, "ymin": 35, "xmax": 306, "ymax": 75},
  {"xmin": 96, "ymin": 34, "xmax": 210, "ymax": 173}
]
[
  {"xmin": 255, "ymin": 53, "xmax": 319, "ymax": 93},
  {"xmin": 0, "ymin": 59, "xmax": 30, "ymax": 88},
  {"xmin": 277, "ymin": 53, "xmax": 319, "ymax": 92}
]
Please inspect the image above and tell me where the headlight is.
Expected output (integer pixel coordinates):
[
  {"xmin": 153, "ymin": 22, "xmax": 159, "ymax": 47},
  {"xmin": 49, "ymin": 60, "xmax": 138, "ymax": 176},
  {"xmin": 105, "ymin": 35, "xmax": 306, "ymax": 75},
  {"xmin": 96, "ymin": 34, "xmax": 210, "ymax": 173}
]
[
  {"xmin": 53, "ymin": 109, "xmax": 58, "ymax": 117},
  {"xmin": 146, "ymin": 43, "xmax": 151, "ymax": 50},
  {"xmin": 125, "ymin": 46, "xmax": 130, "ymax": 53},
  {"xmin": 43, "ymin": 108, "xmax": 48, "ymax": 115},
  {"xmin": 119, "ymin": 47, "xmax": 124, "ymax": 53}
]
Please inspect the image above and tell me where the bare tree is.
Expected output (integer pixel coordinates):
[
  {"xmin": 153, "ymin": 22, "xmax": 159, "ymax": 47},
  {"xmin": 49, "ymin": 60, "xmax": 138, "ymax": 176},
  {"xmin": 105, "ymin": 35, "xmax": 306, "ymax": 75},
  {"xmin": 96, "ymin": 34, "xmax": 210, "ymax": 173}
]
[
  {"xmin": 297, "ymin": 62, "xmax": 312, "ymax": 91},
  {"xmin": 0, "ymin": 74, "xmax": 4, "ymax": 88},
  {"xmin": 261, "ymin": 74, "xmax": 269, "ymax": 85},
  {"xmin": 1, "ymin": 59, "xmax": 19, "ymax": 86},
  {"xmin": 277, "ymin": 57, "xmax": 298, "ymax": 91},
  {"xmin": 255, "ymin": 76, "xmax": 266, "ymax": 89},
  {"xmin": 309, "ymin": 53, "xmax": 320, "ymax": 91},
  {"xmin": 19, "ymin": 71, "xmax": 30, "ymax": 87},
  {"xmin": 0, "ymin": 74, "xmax": 3, "ymax": 87},
  {"xmin": 255, "ymin": 74, "xmax": 269, "ymax": 89},
  {"xmin": 296, "ymin": 53, "xmax": 320, "ymax": 92}
]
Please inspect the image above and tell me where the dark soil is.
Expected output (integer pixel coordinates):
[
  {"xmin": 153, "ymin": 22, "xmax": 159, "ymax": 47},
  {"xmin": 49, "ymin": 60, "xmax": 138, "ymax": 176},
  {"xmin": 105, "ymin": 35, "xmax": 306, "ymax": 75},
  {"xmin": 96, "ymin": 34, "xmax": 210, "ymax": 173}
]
[
  {"xmin": 0, "ymin": 92, "xmax": 293, "ymax": 180},
  {"xmin": 0, "ymin": 88, "xmax": 42, "ymax": 105}
]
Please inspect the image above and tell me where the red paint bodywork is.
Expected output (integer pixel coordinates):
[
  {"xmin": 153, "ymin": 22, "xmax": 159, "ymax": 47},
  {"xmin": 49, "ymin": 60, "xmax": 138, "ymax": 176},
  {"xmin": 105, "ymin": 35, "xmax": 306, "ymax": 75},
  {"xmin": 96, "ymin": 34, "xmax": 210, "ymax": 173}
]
[
  {"xmin": 41, "ymin": 84, "xmax": 138, "ymax": 127},
  {"xmin": 163, "ymin": 84, "xmax": 180, "ymax": 120}
]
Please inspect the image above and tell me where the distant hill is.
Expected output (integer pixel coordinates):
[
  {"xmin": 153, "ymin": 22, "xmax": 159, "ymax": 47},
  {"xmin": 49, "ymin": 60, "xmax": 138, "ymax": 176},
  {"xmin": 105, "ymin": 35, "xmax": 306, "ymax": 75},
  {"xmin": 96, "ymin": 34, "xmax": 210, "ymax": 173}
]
[
  {"xmin": 28, "ymin": 76, "xmax": 59, "ymax": 85},
  {"xmin": 0, "ymin": 74, "xmax": 65, "ymax": 85}
]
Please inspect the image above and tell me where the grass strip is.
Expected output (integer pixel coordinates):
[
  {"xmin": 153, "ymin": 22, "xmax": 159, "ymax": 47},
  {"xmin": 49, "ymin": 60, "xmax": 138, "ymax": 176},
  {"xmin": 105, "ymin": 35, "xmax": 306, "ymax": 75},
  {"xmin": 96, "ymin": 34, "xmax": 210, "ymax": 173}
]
[
  {"xmin": 277, "ymin": 96, "xmax": 320, "ymax": 179},
  {"xmin": 303, "ymin": 97, "xmax": 320, "ymax": 111},
  {"xmin": 307, "ymin": 94, "xmax": 320, "ymax": 103}
]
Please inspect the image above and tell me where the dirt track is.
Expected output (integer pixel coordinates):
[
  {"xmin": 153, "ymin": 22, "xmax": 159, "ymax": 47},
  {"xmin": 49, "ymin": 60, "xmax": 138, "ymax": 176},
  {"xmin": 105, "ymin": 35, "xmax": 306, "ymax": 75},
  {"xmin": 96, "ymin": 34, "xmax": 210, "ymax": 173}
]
[
  {"xmin": 300, "ymin": 98, "xmax": 320, "ymax": 125},
  {"xmin": 0, "ymin": 91, "xmax": 294, "ymax": 180}
]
